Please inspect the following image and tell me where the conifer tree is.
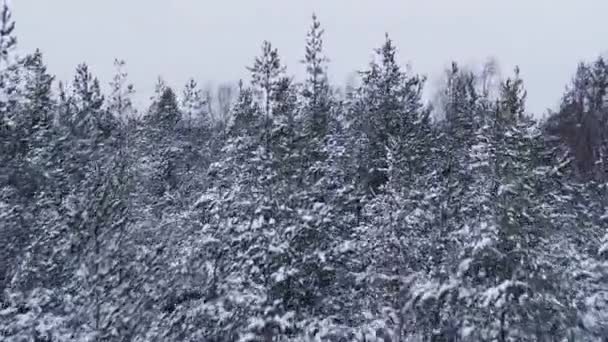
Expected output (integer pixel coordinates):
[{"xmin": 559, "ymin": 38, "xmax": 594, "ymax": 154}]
[
  {"xmin": 70, "ymin": 64, "xmax": 109, "ymax": 138},
  {"xmin": 108, "ymin": 59, "xmax": 135, "ymax": 123},
  {"xmin": 1, "ymin": 6, "xmax": 608, "ymax": 341},
  {"xmin": 248, "ymin": 40, "xmax": 286, "ymax": 125},
  {"xmin": 141, "ymin": 86, "xmax": 182, "ymax": 201},
  {"xmin": 351, "ymin": 34, "xmax": 426, "ymax": 193},
  {"xmin": 301, "ymin": 13, "xmax": 331, "ymax": 141},
  {"xmin": 0, "ymin": 0, "xmax": 15, "ymax": 69},
  {"xmin": 22, "ymin": 50, "xmax": 54, "ymax": 133},
  {"xmin": 180, "ymin": 78, "xmax": 208, "ymax": 130}
]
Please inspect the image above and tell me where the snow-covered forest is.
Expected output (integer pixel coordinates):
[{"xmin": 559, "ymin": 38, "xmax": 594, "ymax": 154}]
[{"xmin": 1, "ymin": 2, "xmax": 607, "ymax": 341}]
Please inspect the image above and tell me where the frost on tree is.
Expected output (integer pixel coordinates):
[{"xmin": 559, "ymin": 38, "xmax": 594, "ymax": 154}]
[{"xmin": 0, "ymin": 3, "xmax": 607, "ymax": 341}]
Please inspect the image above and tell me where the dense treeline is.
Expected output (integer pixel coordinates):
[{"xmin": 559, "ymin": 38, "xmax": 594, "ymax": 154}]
[{"xmin": 1, "ymin": 4, "xmax": 607, "ymax": 342}]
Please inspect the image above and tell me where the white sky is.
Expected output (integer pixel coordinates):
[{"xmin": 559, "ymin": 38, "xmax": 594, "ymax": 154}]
[{"xmin": 12, "ymin": 0, "xmax": 608, "ymax": 115}]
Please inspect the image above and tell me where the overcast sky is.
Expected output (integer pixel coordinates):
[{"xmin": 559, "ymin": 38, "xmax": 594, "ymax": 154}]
[{"xmin": 12, "ymin": 0, "xmax": 608, "ymax": 115}]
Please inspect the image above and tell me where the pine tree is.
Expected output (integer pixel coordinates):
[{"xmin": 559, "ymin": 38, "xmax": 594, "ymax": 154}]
[
  {"xmin": 579, "ymin": 186, "xmax": 608, "ymax": 339},
  {"xmin": 65, "ymin": 155, "xmax": 132, "ymax": 341},
  {"xmin": 22, "ymin": 50, "xmax": 54, "ymax": 133},
  {"xmin": 151, "ymin": 76, "xmax": 167, "ymax": 100},
  {"xmin": 0, "ymin": 1, "xmax": 34, "ymax": 298},
  {"xmin": 108, "ymin": 59, "xmax": 135, "ymax": 123},
  {"xmin": 299, "ymin": 13, "xmax": 335, "ymax": 206},
  {"xmin": 230, "ymin": 81, "xmax": 260, "ymax": 138},
  {"xmin": 248, "ymin": 40, "xmax": 286, "ymax": 127},
  {"xmin": 141, "ymin": 86, "xmax": 182, "ymax": 201},
  {"xmin": 0, "ymin": 0, "xmax": 15, "ymax": 70},
  {"xmin": 147, "ymin": 86, "xmax": 180, "ymax": 130},
  {"xmin": 351, "ymin": 34, "xmax": 426, "ymax": 193},
  {"xmin": 178, "ymin": 78, "xmax": 212, "ymax": 195},
  {"xmin": 546, "ymin": 57, "xmax": 608, "ymax": 180},
  {"xmin": 2, "ymin": 51, "xmax": 56, "ymax": 296},
  {"xmin": 2, "ymin": 5, "xmax": 608, "ymax": 340},
  {"xmin": 0, "ymin": 0, "xmax": 19, "ymax": 157},
  {"xmin": 180, "ymin": 78, "xmax": 208, "ymax": 130},
  {"xmin": 301, "ymin": 13, "xmax": 331, "ymax": 141},
  {"xmin": 70, "ymin": 63, "xmax": 110, "ymax": 138},
  {"xmin": 403, "ymin": 63, "xmax": 484, "ymax": 341}
]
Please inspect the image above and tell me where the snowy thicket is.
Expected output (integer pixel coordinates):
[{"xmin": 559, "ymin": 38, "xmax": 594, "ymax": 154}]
[{"xmin": 1, "ymin": 5, "xmax": 607, "ymax": 342}]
